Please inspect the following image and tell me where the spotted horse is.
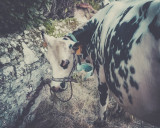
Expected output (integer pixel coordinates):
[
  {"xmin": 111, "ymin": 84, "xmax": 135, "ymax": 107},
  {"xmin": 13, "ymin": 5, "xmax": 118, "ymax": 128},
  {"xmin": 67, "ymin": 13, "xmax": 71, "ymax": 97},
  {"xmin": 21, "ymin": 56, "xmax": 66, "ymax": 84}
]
[{"xmin": 42, "ymin": 0, "xmax": 160, "ymax": 126}]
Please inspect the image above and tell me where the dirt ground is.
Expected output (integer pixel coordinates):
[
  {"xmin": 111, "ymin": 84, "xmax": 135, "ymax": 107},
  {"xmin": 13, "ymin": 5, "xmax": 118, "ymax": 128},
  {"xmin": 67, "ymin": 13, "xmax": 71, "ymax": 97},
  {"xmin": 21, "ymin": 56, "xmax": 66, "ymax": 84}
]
[{"xmin": 25, "ymin": 76, "xmax": 160, "ymax": 128}]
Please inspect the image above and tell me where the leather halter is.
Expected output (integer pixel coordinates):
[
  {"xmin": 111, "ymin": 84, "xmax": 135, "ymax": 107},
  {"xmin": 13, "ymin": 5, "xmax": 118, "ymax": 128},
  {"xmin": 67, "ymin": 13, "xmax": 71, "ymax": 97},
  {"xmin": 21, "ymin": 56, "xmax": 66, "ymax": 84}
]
[
  {"xmin": 51, "ymin": 33, "xmax": 79, "ymax": 83},
  {"xmin": 51, "ymin": 53, "xmax": 77, "ymax": 83}
]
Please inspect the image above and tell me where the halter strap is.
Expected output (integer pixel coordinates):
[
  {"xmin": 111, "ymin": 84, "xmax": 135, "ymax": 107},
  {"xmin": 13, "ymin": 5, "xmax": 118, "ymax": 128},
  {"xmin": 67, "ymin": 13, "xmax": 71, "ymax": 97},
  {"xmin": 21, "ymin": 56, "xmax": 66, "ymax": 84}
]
[
  {"xmin": 51, "ymin": 53, "xmax": 77, "ymax": 83},
  {"xmin": 67, "ymin": 33, "xmax": 78, "ymax": 43}
]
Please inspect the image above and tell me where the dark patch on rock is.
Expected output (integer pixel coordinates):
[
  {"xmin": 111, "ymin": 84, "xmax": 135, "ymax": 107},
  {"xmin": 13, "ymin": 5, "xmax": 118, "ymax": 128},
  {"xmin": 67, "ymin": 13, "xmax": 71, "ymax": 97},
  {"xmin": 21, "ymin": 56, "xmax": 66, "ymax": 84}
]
[
  {"xmin": 15, "ymin": 45, "xmax": 23, "ymax": 53},
  {"xmin": 14, "ymin": 78, "xmax": 45, "ymax": 128},
  {"xmin": 0, "ymin": 62, "xmax": 4, "ymax": 69},
  {"xmin": 13, "ymin": 66, "xmax": 17, "ymax": 78},
  {"xmin": 8, "ymin": 47, "xmax": 13, "ymax": 53},
  {"xmin": 0, "ymin": 43, "xmax": 5, "ymax": 47}
]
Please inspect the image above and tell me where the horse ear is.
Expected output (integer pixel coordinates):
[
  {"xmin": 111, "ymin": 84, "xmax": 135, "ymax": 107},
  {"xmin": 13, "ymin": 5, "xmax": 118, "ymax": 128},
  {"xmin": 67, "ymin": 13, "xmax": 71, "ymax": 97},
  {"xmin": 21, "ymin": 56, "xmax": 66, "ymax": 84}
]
[{"xmin": 41, "ymin": 31, "xmax": 56, "ymax": 47}]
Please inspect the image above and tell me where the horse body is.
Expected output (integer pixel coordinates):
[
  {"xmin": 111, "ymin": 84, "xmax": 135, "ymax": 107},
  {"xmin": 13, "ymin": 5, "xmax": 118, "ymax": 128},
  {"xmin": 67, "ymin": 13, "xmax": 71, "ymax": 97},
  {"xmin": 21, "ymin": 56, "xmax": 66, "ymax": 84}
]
[{"xmin": 43, "ymin": 0, "xmax": 160, "ymax": 126}]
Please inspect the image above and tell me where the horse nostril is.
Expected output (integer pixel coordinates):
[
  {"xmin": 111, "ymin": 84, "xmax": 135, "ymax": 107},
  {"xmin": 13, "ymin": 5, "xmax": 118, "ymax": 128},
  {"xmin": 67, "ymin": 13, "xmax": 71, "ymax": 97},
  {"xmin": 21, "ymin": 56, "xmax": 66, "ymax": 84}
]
[{"xmin": 60, "ymin": 82, "xmax": 65, "ymax": 88}]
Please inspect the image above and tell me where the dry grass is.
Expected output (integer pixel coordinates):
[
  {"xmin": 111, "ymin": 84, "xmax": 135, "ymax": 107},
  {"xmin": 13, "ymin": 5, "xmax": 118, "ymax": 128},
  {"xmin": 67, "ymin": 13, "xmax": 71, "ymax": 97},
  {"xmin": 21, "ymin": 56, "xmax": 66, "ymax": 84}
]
[{"xmin": 26, "ymin": 77, "xmax": 160, "ymax": 128}]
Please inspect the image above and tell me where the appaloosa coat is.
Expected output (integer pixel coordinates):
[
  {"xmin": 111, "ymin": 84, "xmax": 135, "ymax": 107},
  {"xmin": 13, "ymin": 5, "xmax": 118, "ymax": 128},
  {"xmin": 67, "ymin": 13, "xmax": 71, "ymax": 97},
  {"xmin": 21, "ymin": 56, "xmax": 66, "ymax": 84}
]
[{"xmin": 43, "ymin": 0, "xmax": 160, "ymax": 126}]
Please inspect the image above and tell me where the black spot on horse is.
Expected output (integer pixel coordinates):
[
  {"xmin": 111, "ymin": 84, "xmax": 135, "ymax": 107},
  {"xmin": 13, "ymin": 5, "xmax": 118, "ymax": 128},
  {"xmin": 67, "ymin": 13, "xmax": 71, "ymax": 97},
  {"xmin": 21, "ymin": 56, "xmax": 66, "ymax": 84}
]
[
  {"xmin": 142, "ymin": 1, "xmax": 152, "ymax": 19},
  {"xmin": 123, "ymin": 81, "xmax": 129, "ymax": 93},
  {"xmin": 72, "ymin": 19, "xmax": 98, "ymax": 47},
  {"xmin": 130, "ymin": 66, "xmax": 135, "ymax": 74},
  {"xmin": 119, "ymin": 67, "xmax": 124, "ymax": 78},
  {"xmin": 136, "ymin": 34, "xmax": 143, "ymax": 44},
  {"xmin": 148, "ymin": 15, "xmax": 160, "ymax": 40},
  {"xmin": 103, "ymin": 15, "xmax": 141, "ymax": 103},
  {"xmin": 128, "ymin": 95, "xmax": 133, "ymax": 104},
  {"xmin": 119, "ymin": 6, "xmax": 133, "ymax": 23},
  {"xmin": 118, "ymin": 66, "xmax": 128, "ymax": 80},
  {"xmin": 98, "ymin": 83, "xmax": 108, "ymax": 106},
  {"xmin": 107, "ymin": 16, "xmax": 141, "ymax": 69},
  {"xmin": 111, "ymin": 63, "xmax": 120, "ymax": 88},
  {"xmin": 105, "ymin": 68, "xmax": 123, "ymax": 102},
  {"xmin": 130, "ymin": 76, "xmax": 139, "ymax": 90}
]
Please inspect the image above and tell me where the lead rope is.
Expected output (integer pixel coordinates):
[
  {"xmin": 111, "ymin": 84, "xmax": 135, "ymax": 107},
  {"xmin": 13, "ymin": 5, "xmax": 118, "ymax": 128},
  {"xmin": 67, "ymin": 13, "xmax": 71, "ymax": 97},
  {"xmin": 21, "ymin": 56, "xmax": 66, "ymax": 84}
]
[{"xmin": 49, "ymin": 81, "xmax": 73, "ymax": 102}]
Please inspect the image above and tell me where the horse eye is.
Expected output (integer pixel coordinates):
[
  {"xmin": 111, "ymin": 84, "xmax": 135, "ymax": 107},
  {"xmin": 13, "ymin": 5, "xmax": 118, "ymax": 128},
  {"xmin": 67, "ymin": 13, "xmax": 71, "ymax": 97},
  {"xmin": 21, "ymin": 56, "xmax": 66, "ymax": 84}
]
[
  {"xmin": 63, "ymin": 37, "xmax": 68, "ymax": 40},
  {"xmin": 60, "ymin": 60, "xmax": 70, "ymax": 69}
]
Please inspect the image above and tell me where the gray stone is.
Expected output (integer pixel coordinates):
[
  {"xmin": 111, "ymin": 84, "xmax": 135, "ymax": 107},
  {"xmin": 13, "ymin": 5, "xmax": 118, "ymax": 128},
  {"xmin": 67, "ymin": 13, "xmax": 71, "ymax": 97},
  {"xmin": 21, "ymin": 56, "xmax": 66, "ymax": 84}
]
[
  {"xmin": 10, "ymin": 41, "xmax": 18, "ymax": 47},
  {"xmin": 0, "ymin": 28, "xmax": 53, "ymax": 128},
  {"xmin": 39, "ymin": 25, "xmax": 46, "ymax": 31},
  {"xmin": 0, "ymin": 120, "xmax": 2, "ymax": 127},
  {"xmin": 3, "ymin": 66, "xmax": 14, "ymax": 76},
  {"xmin": 24, "ymin": 39, "xmax": 29, "ymax": 43},
  {"xmin": 35, "ymin": 37, "xmax": 40, "ymax": 41},
  {"xmin": 4, "ymin": 48, "xmax": 8, "ymax": 53},
  {"xmin": 0, "ymin": 55, "xmax": 10, "ymax": 64},
  {"xmin": 17, "ymin": 35, "xmax": 22, "ymax": 40},
  {"xmin": 24, "ymin": 30, "xmax": 29, "ymax": 35},
  {"xmin": 22, "ymin": 43, "xmax": 39, "ymax": 65},
  {"xmin": 24, "ymin": 35, "xmax": 29, "ymax": 39}
]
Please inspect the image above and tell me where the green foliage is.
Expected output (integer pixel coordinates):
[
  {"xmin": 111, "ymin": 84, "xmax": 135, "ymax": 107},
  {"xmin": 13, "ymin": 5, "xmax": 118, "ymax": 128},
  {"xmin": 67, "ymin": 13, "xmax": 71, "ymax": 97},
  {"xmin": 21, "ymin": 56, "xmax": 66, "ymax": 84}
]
[
  {"xmin": 75, "ymin": 0, "xmax": 103, "ymax": 10},
  {"xmin": 43, "ymin": 18, "xmax": 79, "ymax": 37},
  {"xmin": 0, "ymin": 0, "xmax": 52, "ymax": 35},
  {"xmin": 43, "ymin": 19, "xmax": 56, "ymax": 36}
]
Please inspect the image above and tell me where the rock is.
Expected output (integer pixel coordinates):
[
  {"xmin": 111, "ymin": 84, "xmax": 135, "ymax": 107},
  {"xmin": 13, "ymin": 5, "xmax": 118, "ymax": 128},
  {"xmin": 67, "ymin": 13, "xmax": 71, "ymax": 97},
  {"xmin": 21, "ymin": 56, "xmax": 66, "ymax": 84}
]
[
  {"xmin": 3, "ymin": 66, "xmax": 14, "ymax": 76},
  {"xmin": 24, "ymin": 35, "xmax": 29, "ymax": 39},
  {"xmin": 17, "ymin": 35, "xmax": 22, "ymax": 40},
  {"xmin": 24, "ymin": 39, "xmax": 29, "ymax": 43},
  {"xmin": 4, "ymin": 48, "xmax": 8, "ymax": 53},
  {"xmin": 39, "ymin": 25, "xmax": 46, "ymax": 31},
  {"xmin": 10, "ymin": 41, "xmax": 17, "ymax": 47},
  {"xmin": 24, "ymin": 30, "xmax": 29, "ymax": 35},
  {"xmin": 0, "ymin": 55, "xmax": 10, "ymax": 64},
  {"xmin": 35, "ymin": 37, "xmax": 40, "ymax": 41},
  {"xmin": 0, "ymin": 28, "xmax": 52, "ymax": 128},
  {"xmin": 22, "ymin": 43, "xmax": 39, "ymax": 65}
]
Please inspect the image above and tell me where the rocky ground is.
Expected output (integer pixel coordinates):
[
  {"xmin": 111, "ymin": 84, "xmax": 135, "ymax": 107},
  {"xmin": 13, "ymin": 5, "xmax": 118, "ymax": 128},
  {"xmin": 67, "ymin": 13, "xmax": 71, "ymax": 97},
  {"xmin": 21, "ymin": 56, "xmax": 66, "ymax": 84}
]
[{"xmin": 25, "ymin": 76, "xmax": 160, "ymax": 128}]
